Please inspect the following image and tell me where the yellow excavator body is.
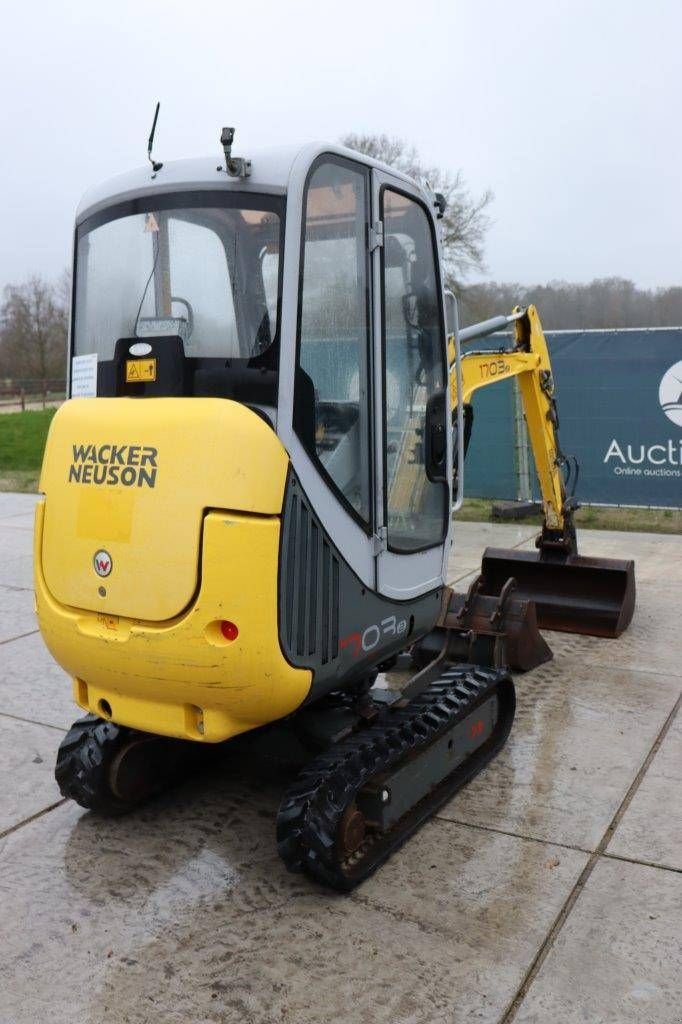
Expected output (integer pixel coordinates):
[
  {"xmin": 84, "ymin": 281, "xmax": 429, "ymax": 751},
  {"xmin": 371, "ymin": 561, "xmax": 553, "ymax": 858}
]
[{"xmin": 35, "ymin": 397, "xmax": 311, "ymax": 742}]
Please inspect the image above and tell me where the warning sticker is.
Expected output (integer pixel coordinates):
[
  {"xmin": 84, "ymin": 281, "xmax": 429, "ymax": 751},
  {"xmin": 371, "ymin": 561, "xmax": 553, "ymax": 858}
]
[
  {"xmin": 71, "ymin": 353, "xmax": 98, "ymax": 398},
  {"xmin": 126, "ymin": 358, "xmax": 157, "ymax": 383}
]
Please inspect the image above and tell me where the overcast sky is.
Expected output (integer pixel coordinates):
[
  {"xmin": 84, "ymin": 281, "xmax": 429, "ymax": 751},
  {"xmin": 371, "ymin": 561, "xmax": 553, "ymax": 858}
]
[{"xmin": 1, "ymin": 0, "xmax": 680, "ymax": 293}]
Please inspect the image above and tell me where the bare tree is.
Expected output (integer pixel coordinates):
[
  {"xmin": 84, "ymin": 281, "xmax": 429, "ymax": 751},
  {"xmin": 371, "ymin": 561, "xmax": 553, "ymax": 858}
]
[
  {"xmin": 458, "ymin": 277, "xmax": 682, "ymax": 330},
  {"xmin": 341, "ymin": 133, "xmax": 493, "ymax": 286},
  {"xmin": 0, "ymin": 275, "xmax": 68, "ymax": 380}
]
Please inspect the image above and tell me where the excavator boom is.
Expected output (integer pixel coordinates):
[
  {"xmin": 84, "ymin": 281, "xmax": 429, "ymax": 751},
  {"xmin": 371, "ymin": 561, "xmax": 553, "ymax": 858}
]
[{"xmin": 449, "ymin": 305, "xmax": 636, "ymax": 638}]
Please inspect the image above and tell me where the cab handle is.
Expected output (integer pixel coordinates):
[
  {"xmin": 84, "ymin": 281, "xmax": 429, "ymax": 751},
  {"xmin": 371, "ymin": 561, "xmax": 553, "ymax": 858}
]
[{"xmin": 425, "ymin": 390, "xmax": 447, "ymax": 483}]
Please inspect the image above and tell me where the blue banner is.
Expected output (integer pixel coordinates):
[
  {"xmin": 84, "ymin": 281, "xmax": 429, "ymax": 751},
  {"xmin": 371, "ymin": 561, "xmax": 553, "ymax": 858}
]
[{"xmin": 465, "ymin": 328, "xmax": 682, "ymax": 508}]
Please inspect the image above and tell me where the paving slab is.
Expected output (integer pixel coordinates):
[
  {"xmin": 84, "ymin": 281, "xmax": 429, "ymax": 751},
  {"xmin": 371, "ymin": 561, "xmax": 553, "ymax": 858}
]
[
  {"xmin": 575, "ymin": 528, "xmax": 682, "ymax": 585},
  {"xmin": 0, "ymin": 715, "xmax": 63, "ymax": 833},
  {"xmin": 0, "ymin": 585, "xmax": 37, "ymax": 643},
  {"xmin": 0, "ymin": 526, "xmax": 34, "ymax": 589},
  {"xmin": 0, "ymin": 780, "xmax": 586, "ymax": 1024},
  {"xmin": 446, "ymin": 568, "xmax": 478, "ymax": 591},
  {"xmin": 0, "ymin": 631, "xmax": 74, "ymax": 730},
  {"xmin": 447, "ymin": 520, "xmax": 537, "ymax": 581},
  {"xmin": 0, "ymin": 501, "xmax": 679, "ymax": 1022},
  {"xmin": 607, "ymin": 709, "xmax": 682, "ymax": 871},
  {"xmin": 359, "ymin": 816, "xmax": 587, "ymax": 942},
  {"xmin": 513, "ymin": 857, "xmax": 682, "ymax": 1024},
  {"xmin": 540, "ymin": 584, "xmax": 682, "ymax": 678},
  {"xmin": 438, "ymin": 656, "xmax": 680, "ymax": 850},
  {"xmin": 0, "ymin": 512, "xmax": 34, "ymax": 531},
  {"xmin": 0, "ymin": 765, "xmax": 311, "ymax": 914},
  {"xmin": 0, "ymin": 492, "xmax": 39, "ymax": 521}
]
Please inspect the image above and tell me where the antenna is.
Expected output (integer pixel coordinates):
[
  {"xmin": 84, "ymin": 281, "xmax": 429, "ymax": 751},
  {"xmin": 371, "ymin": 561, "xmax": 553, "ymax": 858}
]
[{"xmin": 147, "ymin": 102, "xmax": 163, "ymax": 172}]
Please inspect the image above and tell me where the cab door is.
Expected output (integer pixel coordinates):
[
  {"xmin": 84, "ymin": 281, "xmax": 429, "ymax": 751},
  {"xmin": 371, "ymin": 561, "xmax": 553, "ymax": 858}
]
[
  {"xmin": 371, "ymin": 172, "xmax": 451, "ymax": 600},
  {"xmin": 288, "ymin": 154, "xmax": 376, "ymax": 589}
]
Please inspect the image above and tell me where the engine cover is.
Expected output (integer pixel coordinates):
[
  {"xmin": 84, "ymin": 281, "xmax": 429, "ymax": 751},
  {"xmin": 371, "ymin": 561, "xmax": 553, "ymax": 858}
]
[{"xmin": 39, "ymin": 397, "xmax": 288, "ymax": 621}]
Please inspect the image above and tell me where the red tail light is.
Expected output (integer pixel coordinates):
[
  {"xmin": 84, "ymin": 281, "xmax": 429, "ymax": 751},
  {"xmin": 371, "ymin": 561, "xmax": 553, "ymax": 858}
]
[{"xmin": 220, "ymin": 620, "xmax": 239, "ymax": 642}]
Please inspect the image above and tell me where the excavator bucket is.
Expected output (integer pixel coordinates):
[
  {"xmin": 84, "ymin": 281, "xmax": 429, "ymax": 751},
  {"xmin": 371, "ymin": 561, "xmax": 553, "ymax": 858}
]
[
  {"xmin": 480, "ymin": 548, "xmax": 636, "ymax": 638},
  {"xmin": 412, "ymin": 576, "xmax": 553, "ymax": 672}
]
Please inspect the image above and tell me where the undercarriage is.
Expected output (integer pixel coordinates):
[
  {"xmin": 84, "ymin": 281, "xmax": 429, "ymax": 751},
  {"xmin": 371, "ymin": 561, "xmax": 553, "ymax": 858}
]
[{"xmin": 55, "ymin": 652, "xmax": 514, "ymax": 891}]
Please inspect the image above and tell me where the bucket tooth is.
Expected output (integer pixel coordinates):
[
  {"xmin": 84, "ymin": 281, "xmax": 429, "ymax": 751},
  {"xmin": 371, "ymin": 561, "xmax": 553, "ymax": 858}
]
[{"xmin": 480, "ymin": 547, "xmax": 636, "ymax": 638}]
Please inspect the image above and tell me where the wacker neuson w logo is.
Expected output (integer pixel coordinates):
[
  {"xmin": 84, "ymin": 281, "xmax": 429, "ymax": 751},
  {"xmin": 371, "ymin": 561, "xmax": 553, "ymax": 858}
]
[{"xmin": 68, "ymin": 444, "xmax": 158, "ymax": 488}]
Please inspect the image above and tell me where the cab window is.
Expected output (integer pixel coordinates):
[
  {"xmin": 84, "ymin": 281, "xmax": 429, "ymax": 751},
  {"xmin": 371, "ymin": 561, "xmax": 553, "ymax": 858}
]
[
  {"xmin": 381, "ymin": 188, "xmax": 447, "ymax": 552},
  {"xmin": 295, "ymin": 158, "xmax": 372, "ymax": 526}
]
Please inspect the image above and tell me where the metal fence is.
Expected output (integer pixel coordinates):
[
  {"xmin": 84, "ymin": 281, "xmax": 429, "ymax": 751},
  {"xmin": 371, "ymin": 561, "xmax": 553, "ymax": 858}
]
[{"xmin": 0, "ymin": 379, "xmax": 66, "ymax": 412}]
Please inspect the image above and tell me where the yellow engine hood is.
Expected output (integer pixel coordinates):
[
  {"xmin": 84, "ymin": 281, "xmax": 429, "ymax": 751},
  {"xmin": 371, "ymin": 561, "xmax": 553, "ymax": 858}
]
[{"xmin": 38, "ymin": 397, "xmax": 289, "ymax": 621}]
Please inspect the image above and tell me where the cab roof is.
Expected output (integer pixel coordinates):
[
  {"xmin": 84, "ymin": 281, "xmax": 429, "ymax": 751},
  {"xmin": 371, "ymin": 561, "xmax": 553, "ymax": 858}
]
[{"xmin": 75, "ymin": 141, "xmax": 426, "ymax": 224}]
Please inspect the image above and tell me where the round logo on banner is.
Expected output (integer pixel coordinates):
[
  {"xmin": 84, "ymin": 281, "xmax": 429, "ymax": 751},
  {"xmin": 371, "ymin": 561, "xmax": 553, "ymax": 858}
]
[{"xmin": 659, "ymin": 360, "xmax": 682, "ymax": 427}]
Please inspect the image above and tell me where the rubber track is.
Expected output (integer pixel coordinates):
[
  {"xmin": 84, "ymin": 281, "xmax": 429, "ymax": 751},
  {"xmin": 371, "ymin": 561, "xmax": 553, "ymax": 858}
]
[
  {"xmin": 276, "ymin": 664, "xmax": 515, "ymax": 891},
  {"xmin": 55, "ymin": 713, "xmax": 133, "ymax": 816}
]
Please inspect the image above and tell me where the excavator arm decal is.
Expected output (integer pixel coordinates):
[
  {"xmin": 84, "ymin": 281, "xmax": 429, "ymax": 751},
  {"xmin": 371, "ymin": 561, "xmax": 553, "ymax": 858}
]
[{"xmin": 450, "ymin": 304, "xmax": 566, "ymax": 532}]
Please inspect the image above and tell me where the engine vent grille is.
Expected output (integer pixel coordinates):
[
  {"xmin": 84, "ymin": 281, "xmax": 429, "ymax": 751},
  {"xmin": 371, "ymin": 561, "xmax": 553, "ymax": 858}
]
[{"xmin": 280, "ymin": 480, "xmax": 340, "ymax": 666}]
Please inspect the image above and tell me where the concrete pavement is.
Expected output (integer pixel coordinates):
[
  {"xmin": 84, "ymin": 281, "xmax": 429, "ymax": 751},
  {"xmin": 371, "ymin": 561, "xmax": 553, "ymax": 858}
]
[{"xmin": 0, "ymin": 493, "xmax": 680, "ymax": 1024}]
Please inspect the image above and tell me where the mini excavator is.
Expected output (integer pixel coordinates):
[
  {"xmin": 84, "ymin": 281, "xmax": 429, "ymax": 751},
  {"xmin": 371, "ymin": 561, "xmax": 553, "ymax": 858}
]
[{"xmin": 36, "ymin": 129, "xmax": 635, "ymax": 890}]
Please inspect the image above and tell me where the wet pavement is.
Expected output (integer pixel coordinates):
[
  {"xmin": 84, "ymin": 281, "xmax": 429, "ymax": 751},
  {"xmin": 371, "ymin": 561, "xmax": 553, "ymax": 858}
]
[{"xmin": 0, "ymin": 492, "xmax": 680, "ymax": 1024}]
